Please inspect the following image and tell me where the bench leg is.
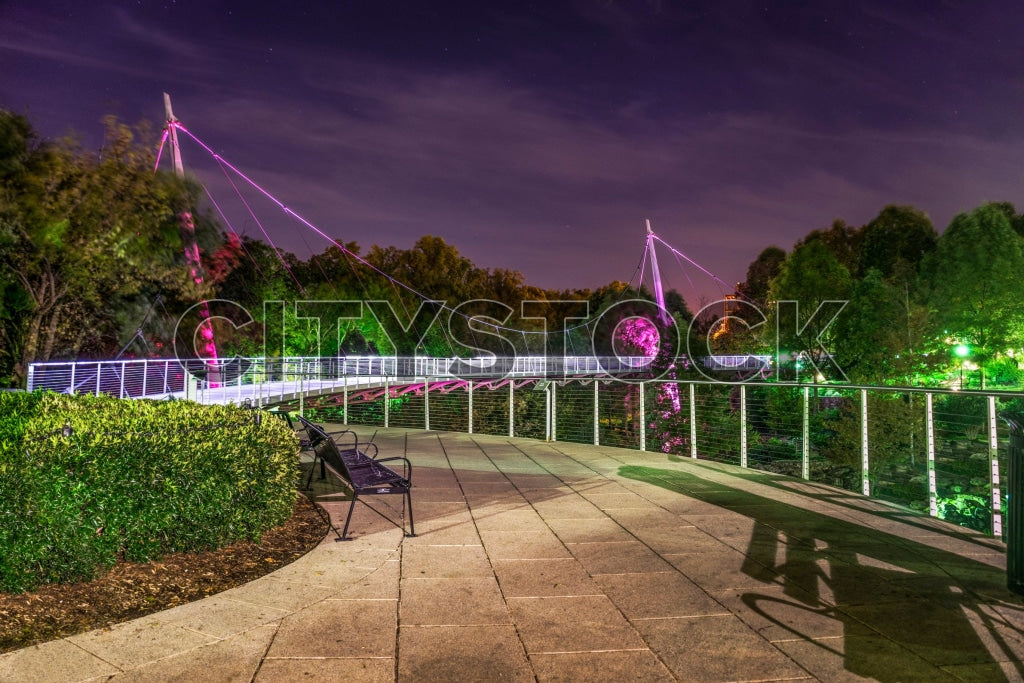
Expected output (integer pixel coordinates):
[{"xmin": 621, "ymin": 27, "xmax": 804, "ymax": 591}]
[
  {"xmin": 338, "ymin": 494, "xmax": 358, "ymax": 541},
  {"xmin": 302, "ymin": 454, "xmax": 318, "ymax": 490},
  {"xmin": 405, "ymin": 491, "xmax": 416, "ymax": 537}
]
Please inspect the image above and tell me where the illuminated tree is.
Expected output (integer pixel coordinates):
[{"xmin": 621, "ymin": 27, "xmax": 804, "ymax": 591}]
[
  {"xmin": 924, "ymin": 203, "xmax": 1024, "ymax": 387},
  {"xmin": 0, "ymin": 113, "xmax": 227, "ymax": 386},
  {"xmin": 768, "ymin": 240, "xmax": 852, "ymax": 378}
]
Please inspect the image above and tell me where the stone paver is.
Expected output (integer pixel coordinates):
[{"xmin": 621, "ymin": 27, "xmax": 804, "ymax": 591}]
[{"xmin": 1, "ymin": 426, "xmax": 1021, "ymax": 681}]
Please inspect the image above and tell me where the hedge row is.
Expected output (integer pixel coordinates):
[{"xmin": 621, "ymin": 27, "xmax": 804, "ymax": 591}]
[{"xmin": 0, "ymin": 392, "xmax": 299, "ymax": 593}]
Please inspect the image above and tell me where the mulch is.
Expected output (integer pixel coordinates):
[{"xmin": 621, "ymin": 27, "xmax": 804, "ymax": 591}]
[{"xmin": 0, "ymin": 492, "xmax": 330, "ymax": 654}]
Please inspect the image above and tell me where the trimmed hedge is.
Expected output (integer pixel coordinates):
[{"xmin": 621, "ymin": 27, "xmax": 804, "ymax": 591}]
[{"xmin": 0, "ymin": 392, "xmax": 299, "ymax": 593}]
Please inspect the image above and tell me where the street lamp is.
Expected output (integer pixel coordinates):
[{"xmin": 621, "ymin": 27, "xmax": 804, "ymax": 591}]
[{"xmin": 954, "ymin": 343, "xmax": 970, "ymax": 389}]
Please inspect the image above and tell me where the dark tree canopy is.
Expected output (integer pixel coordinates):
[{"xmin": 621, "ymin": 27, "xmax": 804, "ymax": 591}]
[
  {"xmin": 737, "ymin": 245, "xmax": 786, "ymax": 307},
  {"xmin": 858, "ymin": 205, "xmax": 937, "ymax": 280}
]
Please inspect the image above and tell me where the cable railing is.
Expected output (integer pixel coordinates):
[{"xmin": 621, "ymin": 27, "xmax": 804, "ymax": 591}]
[{"xmin": 27, "ymin": 356, "xmax": 1024, "ymax": 538}]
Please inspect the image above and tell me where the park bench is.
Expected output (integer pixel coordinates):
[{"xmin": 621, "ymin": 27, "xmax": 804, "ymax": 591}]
[{"xmin": 296, "ymin": 415, "xmax": 415, "ymax": 540}]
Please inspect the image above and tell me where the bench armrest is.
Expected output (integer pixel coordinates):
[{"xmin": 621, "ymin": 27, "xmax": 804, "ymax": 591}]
[{"xmin": 375, "ymin": 456, "xmax": 412, "ymax": 482}]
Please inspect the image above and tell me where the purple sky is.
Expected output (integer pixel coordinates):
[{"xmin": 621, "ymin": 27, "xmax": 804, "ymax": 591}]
[{"xmin": 4, "ymin": 1, "xmax": 1024, "ymax": 308}]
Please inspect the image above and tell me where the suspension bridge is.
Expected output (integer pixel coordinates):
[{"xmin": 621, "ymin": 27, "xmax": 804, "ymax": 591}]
[{"xmin": 23, "ymin": 95, "xmax": 1024, "ymax": 542}]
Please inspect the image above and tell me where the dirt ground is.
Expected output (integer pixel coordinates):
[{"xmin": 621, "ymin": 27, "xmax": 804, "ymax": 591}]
[{"xmin": 0, "ymin": 493, "xmax": 329, "ymax": 653}]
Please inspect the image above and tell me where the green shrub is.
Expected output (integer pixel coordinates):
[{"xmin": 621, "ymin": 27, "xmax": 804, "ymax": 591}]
[{"xmin": 0, "ymin": 392, "xmax": 299, "ymax": 593}]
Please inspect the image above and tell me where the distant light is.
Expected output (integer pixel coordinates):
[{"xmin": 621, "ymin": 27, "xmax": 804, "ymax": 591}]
[{"xmin": 954, "ymin": 344, "xmax": 970, "ymax": 358}]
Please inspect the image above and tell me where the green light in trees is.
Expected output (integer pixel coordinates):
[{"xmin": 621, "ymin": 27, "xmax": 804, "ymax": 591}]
[{"xmin": 954, "ymin": 343, "xmax": 970, "ymax": 358}]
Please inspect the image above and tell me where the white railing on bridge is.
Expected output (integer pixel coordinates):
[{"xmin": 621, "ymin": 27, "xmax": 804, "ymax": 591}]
[{"xmin": 26, "ymin": 355, "xmax": 667, "ymax": 404}]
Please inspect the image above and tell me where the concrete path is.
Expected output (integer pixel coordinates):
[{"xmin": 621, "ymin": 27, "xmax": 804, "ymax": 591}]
[{"xmin": 2, "ymin": 427, "xmax": 1023, "ymax": 682}]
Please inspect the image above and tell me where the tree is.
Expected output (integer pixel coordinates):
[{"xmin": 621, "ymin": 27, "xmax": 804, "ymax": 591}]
[
  {"xmin": 988, "ymin": 202, "xmax": 1024, "ymax": 239},
  {"xmin": 831, "ymin": 269, "xmax": 934, "ymax": 384},
  {"xmin": 858, "ymin": 205, "xmax": 937, "ymax": 280},
  {"xmin": 924, "ymin": 203, "xmax": 1024, "ymax": 386},
  {"xmin": 738, "ymin": 246, "xmax": 786, "ymax": 309},
  {"xmin": 795, "ymin": 219, "xmax": 862, "ymax": 273},
  {"xmin": 0, "ymin": 113, "xmax": 228, "ymax": 386},
  {"xmin": 769, "ymin": 240, "xmax": 853, "ymax": 379}
]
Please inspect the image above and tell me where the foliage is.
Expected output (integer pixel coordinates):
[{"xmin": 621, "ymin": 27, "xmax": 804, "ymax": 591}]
[
  {"xmin": 0, "ymin": 112, "xmax": 233, "ymax": 387},
  {"xmin": 768, "ymin": 239, "xmax": 852, "ymax": 378},
  {"xmin": 858, "ymin": 205, "xmax": 937, "ymax": 280},
  {"xmin": 936, "ymin": 490, "xmax": 992, "ymax": 533},
  {"xmin": 794, "ymin": 219, "xmax": 862, "ymax": 273},
  {"xmin": 923, "ymin": 203, "xmax": 1024, "ymax": 381},
  {"xmin": 831, "ymin": 269, "xmax": 935, "ymax": 383},
  {"xmin": 737, "ymin": 246, "xmax": 786, "ymax": 310},
  {"xmin": 820, "ymin": 392, "xmax": 924, "ymax": 471},
  {"xmin": 0, "ymin": 392, "xmax": 298, "ymax": 593}
]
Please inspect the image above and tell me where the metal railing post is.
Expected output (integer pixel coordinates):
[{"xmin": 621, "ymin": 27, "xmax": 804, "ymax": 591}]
[
  {"xmin": 545, "ymin": 382, "xmax": 551, "ymax": 442},
  {"xmin": 861, "ymin": 388, "xmax": 870, "ymax": 496},
  {"xmin": 689, "ymin": 383, "xmax": 697, "ymax": 459},
  {"xmin": 593, "ymin": 380, "xmax": 599, "ymax": 446},
  {"xmin": 551, "ymin": 381, "xmax": 556, "ymax": 442},
  {"xmin": 343, "ymin": 379, "xmax": 349, "ymax": 425},
  {"xmin": 740, "ymin": 384, "xmax": 747, "ymax": 468},
  {"xmin": 384, "ymin": 378, "xmax": 390, "ymax": 428},
  {"xmin": 425, "ymin": 378, "xmax": 430, "ymax": 431},
  {"xmin": 468, "ymin": 380, "xmax": 474, "ymax": 434},
  {"xmin": 639, "ymin": 382, "xmax": 646, "ymax": 452},
  {"xmin": 802, "ymin": 386, "xmax": 810, "ymax": 480},
  {"xmin": 926, "ymin": 392, "xmax": 937, "ymax": 517},
  {"xmin": 509, "ymin": 381, "xmax": 515, "ymax": 438},
  {"xmin": 299, "ymin": 359, "xmax": 305, "ymax": 417},
  {"xmin": 989, "ymin": 395, "xmax": 1003, "ymax": 537}
]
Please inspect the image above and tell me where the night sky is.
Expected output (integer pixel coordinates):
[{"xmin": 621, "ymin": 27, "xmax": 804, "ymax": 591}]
[{"xmin": 3, "ymin": 1, "xmax": 1024, "ymax": 307}]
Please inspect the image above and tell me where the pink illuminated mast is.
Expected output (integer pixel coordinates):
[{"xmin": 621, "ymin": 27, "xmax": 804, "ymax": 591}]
[
  {"xmin": 163, "ymin": 93, "xmax": 219, "ymax": 370},
  {"xmin": 644, "ymin": 219, "xmax": 681, "ymax": 412},
  {"xmin": 645, "ymin": 219, "xmax": 671, "ymax": 326}
]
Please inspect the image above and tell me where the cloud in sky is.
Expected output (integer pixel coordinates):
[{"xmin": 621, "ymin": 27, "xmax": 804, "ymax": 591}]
[{"xmin": 4, "ymin": 1, "xmax": 1024, "ymax": 306}]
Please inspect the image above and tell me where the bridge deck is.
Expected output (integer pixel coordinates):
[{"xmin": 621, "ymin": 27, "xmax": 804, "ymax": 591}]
[{"xmin": 3, "ymin": 428, "xmax": 1018, "ymax": 681}]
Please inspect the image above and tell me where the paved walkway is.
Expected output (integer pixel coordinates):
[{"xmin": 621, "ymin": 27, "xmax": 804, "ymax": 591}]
[{"xmin": 2, "ymin": 427, "xmax": 1023, "ymax": 682}]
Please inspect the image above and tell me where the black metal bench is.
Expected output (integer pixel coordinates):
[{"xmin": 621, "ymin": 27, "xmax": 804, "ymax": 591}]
[{"xmin": 296, "ymin": 415, "xmax": 415, "ymax": 540}]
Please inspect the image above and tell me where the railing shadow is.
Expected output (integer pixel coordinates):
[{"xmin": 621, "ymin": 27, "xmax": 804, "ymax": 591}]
[{"xmin": 620, "ymin": 465, "xmax": 1024, "ymax": 681}]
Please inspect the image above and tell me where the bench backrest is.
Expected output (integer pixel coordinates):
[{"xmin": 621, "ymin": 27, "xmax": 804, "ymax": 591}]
[
  {"xmin": 295, "ymin": 414, "xmax": 329, "ymax": 446},
  {"xmin": 310, "ymin": 429, "xmax": 357, "ymax": 484}
]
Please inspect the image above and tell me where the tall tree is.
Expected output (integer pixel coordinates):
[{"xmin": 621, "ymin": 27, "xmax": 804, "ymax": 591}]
[
  {"xmin": 794, "ymin": 219, "xmax": 862, "ymax": 273},
  {"xmin": 769, "ymin": 240, "xmax": 852, "ymax": 379},
  {"xmin": 924, "ymin": 203, "xmax": 1024, "ymax": 385},
  {"xmin": 739, "ymin": 246, "xmax": 785, "ymax": 304},
  {"xmin": 0, "ymin": 113, "xmax": 226, "ymax": 385},
  {"xmin": 831, "ymin": 269, "xmax": 933, "ymax": 384},
  {"xmin": 858, "ymin": 205, "xmax": 937, "ymax": 280}
]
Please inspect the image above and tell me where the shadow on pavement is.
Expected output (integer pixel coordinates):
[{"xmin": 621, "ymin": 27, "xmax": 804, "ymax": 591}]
[{"xmin": 620, "ymin": 465, "xmax": 1024, "ymax": 681}]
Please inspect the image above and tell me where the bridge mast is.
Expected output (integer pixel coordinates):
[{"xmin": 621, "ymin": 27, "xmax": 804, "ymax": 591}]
[
  {"xmin": 163, "ymin": 93, "xmax": 185, "ymax": 178},
  {"xmin": 645, "ymin": 219, "xmax": 671, "ymax": 326},
  {"xmin": 163, "ymin": 93, "xmax": 219, "ymax": 371}
]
